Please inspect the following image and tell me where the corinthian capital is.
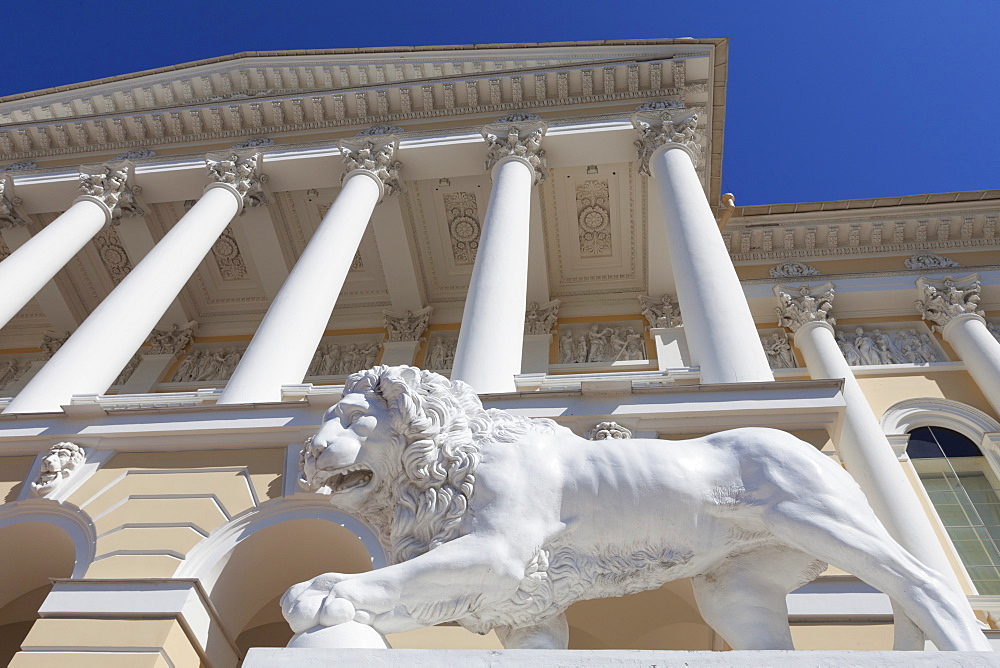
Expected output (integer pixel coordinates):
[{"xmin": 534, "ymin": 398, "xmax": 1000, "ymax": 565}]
[
  {"xmin": 338, "ymin": 126, "xmax": 404, "ymax": 199},
  {"xmin": 383, "ymin": 306, "xmax": 432, "ymax": 342},
  {"xmin": 206, "ymin": 150, "xmax": 268, "ymax": 210},
  {"xmin": 0, "ymin": 175, "xmax": 27, "ymax": 228},
  {"xmin": 915, "ymin": 274, "xmax": 985, "ymax": 331},
  {"xmin": 482, "ymin": 113, "xmax": 547, "ymax": 184},
  {"xmin": 774, "ymin": 283, "xmax": 837, "ymax": 332},
  {"xmin": 631, "ymin": 100, "xmax": 703, "ymax": 175},
  {"xmin": 77, "ymin": 161, "xmax": 144, "ymax": 220}
]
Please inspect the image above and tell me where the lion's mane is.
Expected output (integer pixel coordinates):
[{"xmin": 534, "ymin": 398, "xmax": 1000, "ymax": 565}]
[{"xmin": 341, "ymin": 365, "xmax": 559, "ymax": 566}]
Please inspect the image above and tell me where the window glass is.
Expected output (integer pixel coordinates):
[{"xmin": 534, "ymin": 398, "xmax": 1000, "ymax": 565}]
[{"xmin": 907, "ymin": 426, "xmax": 1000, "ymax": 594}]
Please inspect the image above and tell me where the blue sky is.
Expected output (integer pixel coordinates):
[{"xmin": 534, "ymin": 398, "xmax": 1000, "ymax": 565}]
[{"xmin": 2, "ymin": 1, "xmax": 996, "ymax": 205}]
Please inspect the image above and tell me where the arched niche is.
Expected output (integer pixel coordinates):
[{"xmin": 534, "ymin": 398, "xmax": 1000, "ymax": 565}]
[
  {"xmin": 0, "ymin": 508, "xmax": 91, "ymax": 665},
  {"xmin": 179, "ymin": 499, "xmax": 383, "ymax": 653}
]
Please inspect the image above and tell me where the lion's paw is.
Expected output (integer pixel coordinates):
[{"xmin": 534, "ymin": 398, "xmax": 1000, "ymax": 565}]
[{"xmin": 281, "ymin": 573, "xmax": 353, "ymax": 633}]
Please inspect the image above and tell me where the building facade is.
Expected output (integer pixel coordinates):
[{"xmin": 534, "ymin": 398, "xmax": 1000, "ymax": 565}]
[{"xmin": 0, "ymin": 39, "xmax": 998, "ymax": 664}]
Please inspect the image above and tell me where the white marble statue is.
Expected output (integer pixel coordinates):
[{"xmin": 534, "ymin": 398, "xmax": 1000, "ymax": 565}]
[
  {"xmin": 31, "ymin": 442, "xmax": 85, "ymax": 497},
  {"xmin": 282, "ymin": 365, "xmax": 991, "ymax": 651}
]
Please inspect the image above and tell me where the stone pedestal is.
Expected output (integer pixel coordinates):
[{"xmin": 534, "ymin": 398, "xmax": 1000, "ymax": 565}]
[{"xmin": 243, "ymin": 649, "xmax": 998, "ymax": 667}]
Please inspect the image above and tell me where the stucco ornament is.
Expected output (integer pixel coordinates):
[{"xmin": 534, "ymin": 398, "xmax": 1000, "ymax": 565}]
[
  {"xmin": 481, "ymin": 113, "xmax": 547, "ymax": 184},
  {"xmin": 587, "ymin": 421, "xmax": 632, "ymax": 440},
  {"xmin": 383, "ymin": 306, "xmax": 432, "ymax": 342},
  {"xmin": 31, "ymin": 442, "xmax": 85, "ymax": 497},
  {"xmin": 282, "ymin": 365, "xmax": 991, "ymax": 651},
  {"xmin": 915, "ymin": 275, "xmax": 985, "ymax": 332},
  {"xmin": 639, "ymin": 294, "xmax": 682, "ymax": 328},
  {"xmin": 774, "ymin": 283, "xmax": 837, "ymax": 332},
  {"xmin": 77, "ymin": 161, "xmax": 144, "ymax": 219},
  {"xmin": 338, "ymin": 127, "xmax": 403, "ymax": 198},
  {"xmin": 631, "ymin": 100, "xmax": 702, "ymax": 174},
  {"xmin": 0, "ymin": 174, "xmax": 27, "ymax": 228},
  {"xmin": 205, "ymin": 150, "xmax": 268, "ymax": 209}
]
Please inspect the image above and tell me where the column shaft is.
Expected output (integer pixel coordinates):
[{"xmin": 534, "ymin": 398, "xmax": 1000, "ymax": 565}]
[
  {"xmin": 218, "ymin": 172, "xmax": 381, "ymax": 404},
  {"xmin": 0, "ymin": 199, "xmax": 106, "ymax": 331},
  {"xmin": 795, "ymin": 322, "xmax": 962, "ymax": 586},
  {"xmin": 943, "ymin": 314, "xmax": 1000, "ymax": 415},
  {"xmin": 451, "ymin": 158, "xmax": 533, "ymax": 393},
  {"xmin": 650, "ymin": 147, "xmax": 772, "ymax": 384},
  {"xmin": 4, "ymin": 186, "xmax": 241, "ymax": 413}
]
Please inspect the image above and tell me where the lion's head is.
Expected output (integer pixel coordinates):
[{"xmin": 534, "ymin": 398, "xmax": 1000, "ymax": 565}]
[
  {"xmin": 32, "ymin": 442, "xmax": 85, "ymax": 496},
  {"xmin": 300, "ymin": 365, "xmax": 556, "ymax": 564}
]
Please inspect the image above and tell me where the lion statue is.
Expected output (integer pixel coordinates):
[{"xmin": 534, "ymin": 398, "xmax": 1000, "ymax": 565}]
[
  {"xmin": 281, "ymin": 365, "xmax": 990, "ymax": 651},
  {"xmin": 31, "ymin": 441, "xmax": 85, "ymax": 497}
]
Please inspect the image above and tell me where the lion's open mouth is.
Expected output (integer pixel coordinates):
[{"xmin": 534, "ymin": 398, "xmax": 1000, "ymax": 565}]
[{"xmin": 320, "ymin": 464, "xmax": 373, "ymax": 493}]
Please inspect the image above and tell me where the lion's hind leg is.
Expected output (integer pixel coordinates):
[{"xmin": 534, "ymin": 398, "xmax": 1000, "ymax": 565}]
[
  {"xmin": 692, "ymin": 545, "xmax": 821, "ymax": 650},
  {"xmin": 495, "ymin": 612, "xmax": 569, "ymax": 649},
  {"xmin": 761, "ymin": 499, "xmax": 992, "ymax": 651}
]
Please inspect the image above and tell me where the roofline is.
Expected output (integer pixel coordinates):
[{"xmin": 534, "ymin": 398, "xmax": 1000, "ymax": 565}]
[
  {"xmin": 733, "ymin": 189, "xmax": 1000, "ymax": 218},
  {"xmin": 0, "ymin": 38, "xmax": 727, "ymax": 104}
]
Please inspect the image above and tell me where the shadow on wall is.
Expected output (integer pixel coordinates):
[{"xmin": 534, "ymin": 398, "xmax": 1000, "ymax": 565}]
[{"xmin": 0, "ymin": 522, "xmax": 76, "ymax": 665}]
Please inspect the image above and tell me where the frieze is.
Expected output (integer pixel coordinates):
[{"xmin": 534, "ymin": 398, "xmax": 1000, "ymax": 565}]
[
  {"xmin": 759, "ymin": 330, "xmax": 797, "ymax": 369},
  {"xmin": 769, "ymin": 261, "xmax": 819, "ymax": 278},
  {"xmin": 833, "ymin": 324, "xmax": 942, "ymax": 366},
  {"xmin": 0, "ymin": 356, "xmax": 31, "ymax": 392},
  {"xmin": 558, "ymin": 322, "xmax": 646, "ymax": 364},
  {"xmin": 306, "ymin": 338, "xmax": 382, "ymax": 377},
  {"xmin": 425, "ymin": 333, "xmax": 459, "ymax": 371},
  {"xmin": 905, "ymin": 253, "xmax": 960, "ymax": 270},
  {"xmin": 171, "ymin": 343, "xmax": 247, "ymax": 383}
]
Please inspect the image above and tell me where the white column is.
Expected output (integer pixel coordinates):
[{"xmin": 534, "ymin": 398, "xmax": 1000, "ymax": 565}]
[
  {"xmin": 0, "ymin": 165, "xmax": 141, "ymax": 332},
  {"xmin": 917, "ymin": 274, "xmax": 1000, "ymax": 414},
  {"xmin": 218, "ymin": 129, "xmax": 403, "ymax": 405},
  {"xmin": 633, "ymin": 104, "xmax": 772, "ymax": 384},
  {"xmin": 451, "ymin": 114, "xmax": 547, "ymax": 394},
  {"xmin": 4, "ymin": 152, "xmax": 265, "ymax": 414},
  {"xmin": 776, "ymin": 284, "xmax": 965, "ymax": 621}
]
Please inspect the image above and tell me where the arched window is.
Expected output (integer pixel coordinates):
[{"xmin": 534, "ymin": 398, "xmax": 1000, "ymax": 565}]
[{"xmin": 907, "ymin": 426, "xmax": 1000, "ymax": 595}]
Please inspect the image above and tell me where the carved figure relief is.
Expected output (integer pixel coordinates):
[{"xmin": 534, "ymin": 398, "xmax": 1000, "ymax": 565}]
[
  {"xmin": 426, "ymin": 335, "xmax": 459, "ymax": 371},
  {"xmin": 587, "ymin": 421, "xmax": 633, "ymax": 440},
  {"xmin": 905, "ymin": 253, "xmax": 960, "ymax": 270},
  {"xmin": 171, "ymin": 345, "xmax": 246, "ymax": 383},
  {"xmin": 282, "ymin": 365, "xmax": 992, "ymax": 652},
  {"xmin": 524, "ymin": 300, "xmax": 560, "ymax": 335},
  {"xmin": 148, "ymin": 321, "xmax": 197, "ymax": 355},
  {"xmin": 769, "ymin": 261, "xmax": 819, "ymax": 279},
  {"xmin": 576, "ymin": 180, "xmax": 611, "ymax": 257},
  {"xmin": 558, "ymin": 324, "xmax": 645, "ymax": 364},
  {"xmin": 93, "ymin": 224, "xmax": 132, "ymax": 283},
  {"xmin": 915, "ymin": 275, "xmax": 985, "ymax": 331},
  {"xmin": 834, "ymin": 326, "xmax": 940, "ymax": 366},
  {"xmin": 0, "ymin": 234, "xmax": 11, "ymax": 261},
  {"xmin": 0, "ymin": 356, "xmax": 30, "ymax": 392},
  {"xmin": 639, "ymin": 294, "xmax": 682, "ymax": 329},
  {"xmin": 31, "ymin": 442, "xmax": 85, "ymax": 497},
  {"xmin": 988, "ymin": 321, "xmax": 1000, "ymax": 344},
  {"xmin": 760, "ymin": 332, "xmax": 797, "ymax": 369},
  {"xmin": 443, "ymin": 192, "xmax": 480, "ymax": 265},
  {"xmin": 384, "ymin": 307, "xmax": 433, "ymax": 342},
  {"xmin": 306, "ymin": 341, "xmax": 381, "ymax": 378},
  {"xmin": 40, "ymin": 331, "xmax": 71, "ymax": 360},
  {"xmin": 211, "ymin": 224, "xmax": 248, "ymax": 280}
]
